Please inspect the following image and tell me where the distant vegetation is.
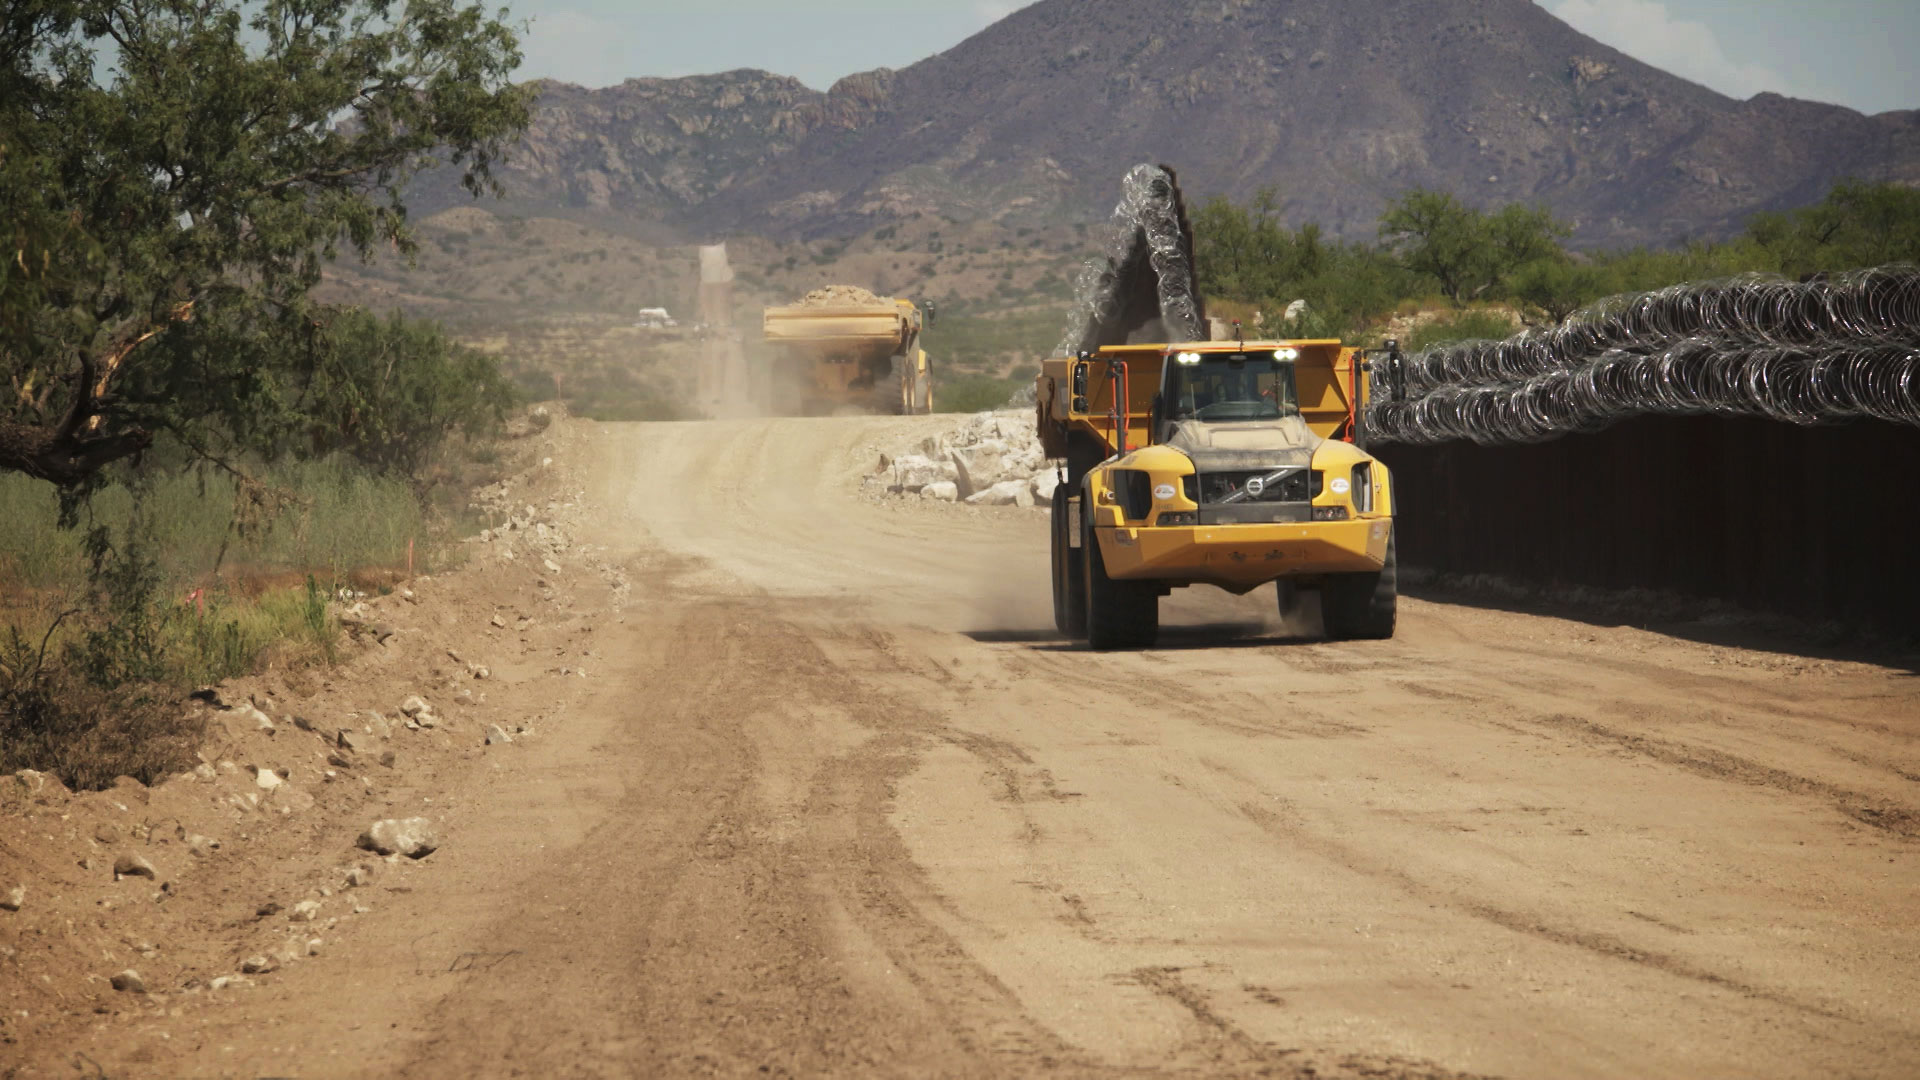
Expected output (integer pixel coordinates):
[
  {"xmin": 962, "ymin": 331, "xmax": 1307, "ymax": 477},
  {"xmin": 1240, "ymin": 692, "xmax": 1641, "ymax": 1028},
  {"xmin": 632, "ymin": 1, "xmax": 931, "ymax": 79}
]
[{"xmin": 1195, "ymin": 180, "xmax": 1920, "ymax": 348}]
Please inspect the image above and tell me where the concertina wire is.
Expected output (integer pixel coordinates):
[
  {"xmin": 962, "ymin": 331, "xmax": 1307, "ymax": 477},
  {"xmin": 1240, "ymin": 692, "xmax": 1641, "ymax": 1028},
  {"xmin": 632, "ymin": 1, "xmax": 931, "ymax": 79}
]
[{"xmin": 1364, "ymin": 265, "xmax": 1920, "ymax": 445}]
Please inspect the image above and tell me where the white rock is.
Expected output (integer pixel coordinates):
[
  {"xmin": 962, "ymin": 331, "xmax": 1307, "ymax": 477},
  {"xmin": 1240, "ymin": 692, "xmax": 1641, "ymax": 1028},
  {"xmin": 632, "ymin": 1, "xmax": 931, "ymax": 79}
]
[
  {"xmin": 357, "ymin": 817, "xmax": 439, "ymax": 859},
  {"xmin": 398, "ymin": 696, "xmax": 431, "ymax": 717},
  {"xmin": 891, "ymin": 454, "xmax": 951, "ymax": 492},
  {"xmin": 290, "ymin": 900, "xmax": 322, "ymax": 922},
  {"xmin": 965, "ymin": 478, "xmax": 1032, "ymax": 508},
  {"xmin": 13, "ymin": 769, "xmax": 65, "ymax": 798},
  {"xmin": 110, "ymin": 969, "xmax": 146, "ymax": 993},
  {"xmin": 210, "ymin": 975, "xmax": 251, "ymax": 990},
  {"xmin": 1031, "ymin": 471, "xmax": 1062, "ymax": 502},
  {"xmin": 920, "ymin": 480, "xmax": 959, "ymax": 502},
  {"xmin": 192, "ymin": 763, "xmax": 216, "ymax": 783},
  {"xmin": 344, "ymin": 866, "xmax": 372, "ymax": 888},
  {"xmin": 485, "ymin": 724, "xmax": 513, "ymax": 746},
  {"xmin": 1, "ymin": 884, "xmax": 23, "ymax": 911},
  {"xmin": 542, "ymin": 558, "xmax": 561, "ymax": 573},
  {"xmin": 185, "ymin": 834, "xmax": 220, "ymax": 858},
  {"xmin": 949, "ymin": 440, "xmax": 1012, "ymax": 498},
  {"xmin": 253, "ymin": 767, "xmax": 283, "ymax": 792},
  {"xmin": 241, "ymin": 955, "xmax": 275, "ymax": 974}
]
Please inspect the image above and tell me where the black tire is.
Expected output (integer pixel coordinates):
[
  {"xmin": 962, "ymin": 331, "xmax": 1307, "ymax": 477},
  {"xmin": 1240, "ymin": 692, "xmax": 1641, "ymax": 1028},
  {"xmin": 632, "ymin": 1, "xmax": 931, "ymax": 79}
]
[
  {"xmin": 1082, "ymin": 488, "xmax": 1158, "ymax": 649},
  {"xmin": 1322, "ymin": 529, "xmax": 1397, "ymax": 640},
  {"xmin": 1275, "ymin": 579, "xmax": 1304, "ymax": 622},
  {"xmin": 1051, "ymin": 486, "xmax": 1086, "ymax": 637}
]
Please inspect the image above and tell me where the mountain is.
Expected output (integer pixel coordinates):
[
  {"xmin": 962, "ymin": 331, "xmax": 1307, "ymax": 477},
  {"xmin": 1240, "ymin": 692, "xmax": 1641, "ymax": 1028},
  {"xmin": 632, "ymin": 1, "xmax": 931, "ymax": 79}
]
[{"xmin": 409, "ymin": 0, "xmax": 1919, "ymax": 247}]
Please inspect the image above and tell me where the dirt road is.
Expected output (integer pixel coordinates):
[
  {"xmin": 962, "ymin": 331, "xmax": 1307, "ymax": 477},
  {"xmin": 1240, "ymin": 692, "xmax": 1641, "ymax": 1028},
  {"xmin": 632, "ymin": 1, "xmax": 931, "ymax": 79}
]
[{"xmin": 33, "ymin": 415, "xmax": 1920, "ymax": 1078}]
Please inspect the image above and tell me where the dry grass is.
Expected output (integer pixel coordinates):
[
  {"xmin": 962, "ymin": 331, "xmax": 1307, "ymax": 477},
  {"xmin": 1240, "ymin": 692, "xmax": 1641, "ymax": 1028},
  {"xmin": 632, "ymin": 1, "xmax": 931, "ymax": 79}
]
[{"xmin": 0, "ymin": 457, "xmax": 458, "ymax": 790}]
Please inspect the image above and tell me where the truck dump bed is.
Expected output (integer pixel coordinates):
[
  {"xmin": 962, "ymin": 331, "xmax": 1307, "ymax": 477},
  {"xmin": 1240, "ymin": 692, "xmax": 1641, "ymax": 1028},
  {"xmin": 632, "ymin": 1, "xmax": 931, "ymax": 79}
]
[{"xmin": 761, "ymin": 300, "xmax": 918, "ymax": 356}]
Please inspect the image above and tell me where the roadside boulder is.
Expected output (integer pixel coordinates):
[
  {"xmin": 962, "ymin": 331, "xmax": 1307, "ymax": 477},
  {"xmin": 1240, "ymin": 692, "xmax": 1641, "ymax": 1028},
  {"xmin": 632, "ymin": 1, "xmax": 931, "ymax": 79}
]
[
  {"xmin": 113, "ymin": 853, "xmax": 157, "ymax": 880},
  {"xmin": 965, "ymin": 479, "xmax": 1034, "ymax": 508},
  {"xmin": 1031, "ymin": 471, "xmax": 1062, "ymax": 502},
  {"xmin": 891, "ymin": 454, "xmax": 951, "ymax": 493},
  {"xmin": 357, "ymin": 817, "xmax": 439, "ymax": 859},
  {"xmin": 949, "ymin": 440, "xmax": 1012, "ymax": 498},
  {"xmin": 920, "ymin": 481, "xmax": 959, "ymax": 502}
]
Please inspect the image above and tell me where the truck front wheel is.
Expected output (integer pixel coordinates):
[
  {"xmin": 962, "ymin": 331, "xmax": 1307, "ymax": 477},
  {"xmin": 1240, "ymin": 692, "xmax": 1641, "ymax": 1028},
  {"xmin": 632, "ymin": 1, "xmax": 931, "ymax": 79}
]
[
  {"xmin": 1082, "ymin": 504, "xmax": 1158, "ymax": 650},
  {"xmin": 1322, "ymin": 530, "xmax": 1397, "ymax": 641},
  {"xmin": 1051, "ymin": 487, "xmax": 1086, "ymax": 637}
]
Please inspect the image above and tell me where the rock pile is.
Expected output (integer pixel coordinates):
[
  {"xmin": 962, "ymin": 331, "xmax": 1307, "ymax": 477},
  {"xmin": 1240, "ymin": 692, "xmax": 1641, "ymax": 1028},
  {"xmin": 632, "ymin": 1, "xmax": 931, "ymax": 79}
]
[
  {"xmin": 465, "ymin": 471, "xmax": 586, "ymax": 571},
  {"xmin": 866, "ymin": 410, "xmax": 1060, "ymax": 508},
  {"xmin": 794, "ymin": 284, "xmax": 891, "ymax": 307}
]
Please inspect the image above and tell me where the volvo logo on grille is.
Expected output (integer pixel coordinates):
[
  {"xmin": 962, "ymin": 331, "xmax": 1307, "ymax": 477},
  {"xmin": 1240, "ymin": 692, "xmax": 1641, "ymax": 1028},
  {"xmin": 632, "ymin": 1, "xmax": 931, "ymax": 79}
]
[{"xmin": 1244, "ymin": 476, "xmax": 1265, "ymax": 498}]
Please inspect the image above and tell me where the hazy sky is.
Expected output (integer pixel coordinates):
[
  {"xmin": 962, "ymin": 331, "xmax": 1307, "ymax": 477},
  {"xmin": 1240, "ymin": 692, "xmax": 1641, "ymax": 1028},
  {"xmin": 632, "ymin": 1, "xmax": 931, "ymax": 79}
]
[{"xmin": 514, "ymin": 1, "xmax": 1920, "ymax": 116}]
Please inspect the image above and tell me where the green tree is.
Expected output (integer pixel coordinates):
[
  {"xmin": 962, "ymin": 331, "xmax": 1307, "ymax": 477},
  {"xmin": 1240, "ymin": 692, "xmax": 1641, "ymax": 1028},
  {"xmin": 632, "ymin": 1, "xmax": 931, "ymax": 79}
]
[
  {"xmin": 0, "ymin": 0, "xmax": 529, "ymax": 493},
  {"xmin": 1194, "ymin": 191, "xmax": 1419, "ymax": 339},
  {"xmin": 1744, "ymin": 179, "xmax": 1920, "ymax": 277},
  {"xmin": 1509, "ymin": 257, "xmax": 1609, "ymax": 324},
  {"xmin": 302, "ymin": 309, "xmax": 516, "ymax": 486},
  {"xmin": 1379, "ymin": 189, "xmax": 1570, "ymax": 306}
]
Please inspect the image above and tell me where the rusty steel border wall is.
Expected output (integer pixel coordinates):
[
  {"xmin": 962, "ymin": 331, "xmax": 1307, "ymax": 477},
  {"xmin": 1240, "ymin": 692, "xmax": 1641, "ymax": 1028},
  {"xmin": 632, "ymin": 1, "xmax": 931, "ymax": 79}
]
[{"xmin": 1374, "ymin": 416, "xmax": 1920, "ymax": 633}]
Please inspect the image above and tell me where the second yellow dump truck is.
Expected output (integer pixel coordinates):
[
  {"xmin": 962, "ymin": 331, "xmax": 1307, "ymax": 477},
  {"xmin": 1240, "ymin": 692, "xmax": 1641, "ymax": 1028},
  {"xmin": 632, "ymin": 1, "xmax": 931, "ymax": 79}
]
[
  {"xmin": 1036, "ymin": 339, "xmax": 1396, "ymax": 649},
  {"xmin": 762, "ymin": 287, "xmax": 932, "ymax": 415}
]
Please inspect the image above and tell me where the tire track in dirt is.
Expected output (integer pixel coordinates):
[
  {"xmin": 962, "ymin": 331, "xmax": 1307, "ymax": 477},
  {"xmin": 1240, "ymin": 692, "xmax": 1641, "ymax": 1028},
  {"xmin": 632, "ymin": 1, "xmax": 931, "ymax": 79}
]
[
  {"xmin": 1223, "ymin": 794, "xmax": 1855, "ymax": 1027},
  {"xmin": 1517, "ymin": 712, "xmax": 1919, "ymax": 840}
]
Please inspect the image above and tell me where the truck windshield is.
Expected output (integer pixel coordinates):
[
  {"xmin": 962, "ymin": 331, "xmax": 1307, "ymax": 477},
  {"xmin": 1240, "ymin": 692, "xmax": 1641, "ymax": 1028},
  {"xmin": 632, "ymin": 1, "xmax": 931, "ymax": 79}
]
[{"xmin": 1164, "ymin": 352, "xmax": 1299, "ymax": 422}]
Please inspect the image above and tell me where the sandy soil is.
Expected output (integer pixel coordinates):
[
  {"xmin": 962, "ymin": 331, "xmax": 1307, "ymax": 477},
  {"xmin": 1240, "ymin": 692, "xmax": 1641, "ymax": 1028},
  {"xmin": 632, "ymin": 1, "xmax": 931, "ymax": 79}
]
[{"xmin": 4, "ymin": 414, "xmax": 1917, "ymax": 1079}]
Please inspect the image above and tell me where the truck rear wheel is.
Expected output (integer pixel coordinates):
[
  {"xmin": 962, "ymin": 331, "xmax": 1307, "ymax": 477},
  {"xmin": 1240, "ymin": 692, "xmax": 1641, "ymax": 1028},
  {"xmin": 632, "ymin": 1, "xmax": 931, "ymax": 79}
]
[
  {"xmin": 1275, "ymin": 580, "xmax": 1304, "ymax": 623},
  {"xmin": 1082, "ymin": 500, "xmax": 1157, "ymax": 649},
  {"xmin": 1322, "ymin": 530, "xmax": 1397, "ymax": 640},
  {"xmin": 1051, "ymin": 487, "xmax": 1086, "ymax": 637}
]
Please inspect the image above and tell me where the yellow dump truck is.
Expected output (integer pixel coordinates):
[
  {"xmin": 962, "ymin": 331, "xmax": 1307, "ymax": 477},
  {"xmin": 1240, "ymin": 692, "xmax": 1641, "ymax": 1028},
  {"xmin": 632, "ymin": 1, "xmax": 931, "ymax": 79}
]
[
  {"xmin": 761, "ymin": 288, "xmax": 932, "ymax": 415},
  {"xmin": 1036, "ymin": 339, "xmax": 1395, "ymax": 648}
]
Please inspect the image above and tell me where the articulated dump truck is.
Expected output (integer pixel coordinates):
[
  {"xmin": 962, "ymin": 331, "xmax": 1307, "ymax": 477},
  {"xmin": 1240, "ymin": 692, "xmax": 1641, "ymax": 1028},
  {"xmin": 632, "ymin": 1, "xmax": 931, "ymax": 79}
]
[
  {"xmin": 761, "ymin": 287, "xmax": 932, "ymax": 415},
  {"xmin": 1037, "ymin": 339, "xmax": 1396, "ymax": 649}
]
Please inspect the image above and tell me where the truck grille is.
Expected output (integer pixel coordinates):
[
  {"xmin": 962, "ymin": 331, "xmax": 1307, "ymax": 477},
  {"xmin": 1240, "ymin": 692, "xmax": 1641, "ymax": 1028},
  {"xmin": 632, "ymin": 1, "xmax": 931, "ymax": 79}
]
[{"xmin": 1186, "ymin": 468, "xmax": 1319, "ymax": 505}]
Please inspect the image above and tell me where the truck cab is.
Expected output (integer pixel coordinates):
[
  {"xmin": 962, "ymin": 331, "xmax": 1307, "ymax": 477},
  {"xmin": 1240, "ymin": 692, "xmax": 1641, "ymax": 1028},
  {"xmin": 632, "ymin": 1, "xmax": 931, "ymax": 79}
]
[{"xmin": 1036, "ymin": 340, "xmax": 1396, "ymax": 649}]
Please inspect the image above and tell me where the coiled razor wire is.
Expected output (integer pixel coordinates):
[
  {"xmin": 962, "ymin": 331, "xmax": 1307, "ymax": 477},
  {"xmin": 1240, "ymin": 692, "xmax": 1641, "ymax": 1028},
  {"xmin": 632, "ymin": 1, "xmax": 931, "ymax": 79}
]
[
  {"xmin": 1056, "ymin": 163, "xmax": 1206, "ymax": 356},
  {"xmin": 1367, "ymin": 265, "xmax": 1920, "ymax": 445}
]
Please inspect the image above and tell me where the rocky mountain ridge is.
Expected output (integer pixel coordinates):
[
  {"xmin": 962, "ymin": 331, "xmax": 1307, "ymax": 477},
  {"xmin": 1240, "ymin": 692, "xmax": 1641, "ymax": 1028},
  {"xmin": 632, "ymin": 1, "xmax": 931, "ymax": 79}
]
[{"xmin": 407, "ymin": 0, "xmax": 1919, "ymax": 248}]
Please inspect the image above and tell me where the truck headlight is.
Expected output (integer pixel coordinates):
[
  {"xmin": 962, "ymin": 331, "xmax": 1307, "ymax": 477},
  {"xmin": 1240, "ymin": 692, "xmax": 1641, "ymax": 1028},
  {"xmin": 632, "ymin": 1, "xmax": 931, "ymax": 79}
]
[
  {"xmin": 1311, "ymin": 506, "xmax": 1349, "ymax": 521},
  {"xmin": 1157, "ymin": 511, "xmax": 1197, "ymax": 526}
]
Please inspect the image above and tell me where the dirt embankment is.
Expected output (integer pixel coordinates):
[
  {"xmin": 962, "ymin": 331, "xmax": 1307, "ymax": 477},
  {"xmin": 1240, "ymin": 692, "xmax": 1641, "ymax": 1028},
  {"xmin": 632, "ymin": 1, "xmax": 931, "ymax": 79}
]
[{"xmin": 0, "ymin": 417, "xmax": 631, "ymax": 1068}]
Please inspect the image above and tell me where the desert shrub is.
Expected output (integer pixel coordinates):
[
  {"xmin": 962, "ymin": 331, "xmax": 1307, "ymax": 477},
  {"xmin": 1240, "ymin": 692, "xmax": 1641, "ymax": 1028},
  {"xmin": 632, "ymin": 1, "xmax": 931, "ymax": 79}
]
[
  {"xmin": 0, "ymin": 613, "xmax": 195, "ymax": 789},
  {"xmin": 1407, "ymin": 309, "xmax": 1522, "ymax": 351}
]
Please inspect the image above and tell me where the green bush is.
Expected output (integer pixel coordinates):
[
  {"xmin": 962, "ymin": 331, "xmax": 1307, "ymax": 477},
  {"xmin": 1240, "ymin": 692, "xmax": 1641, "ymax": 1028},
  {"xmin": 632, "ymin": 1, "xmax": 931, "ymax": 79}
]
[
  {"xmin": 302, "ymin": 309, "xmax": 518, "ymax": 488},
  {"xmin": 1407, "ymin": 310, "xmax": 1520, "ymax": 351}
]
